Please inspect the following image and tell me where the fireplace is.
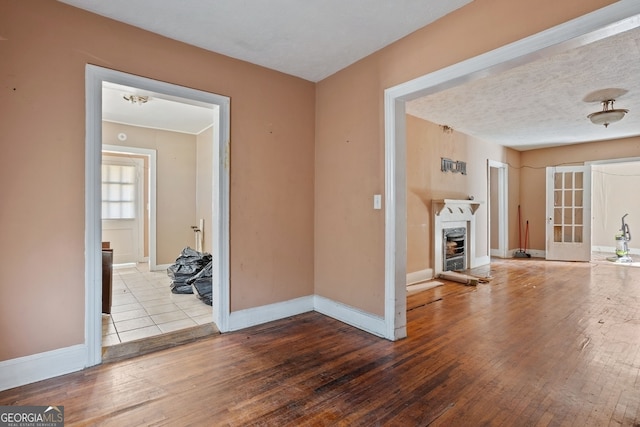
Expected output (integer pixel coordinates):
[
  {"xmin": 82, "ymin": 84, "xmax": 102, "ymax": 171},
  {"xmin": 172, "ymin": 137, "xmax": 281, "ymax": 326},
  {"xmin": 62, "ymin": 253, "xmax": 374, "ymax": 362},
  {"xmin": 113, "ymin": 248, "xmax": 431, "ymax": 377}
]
[
  {"xmin": 443, "ymin": 226, "xmax": 466, "ymax": 271},
  {"xmin": 432, "ymin": 199, "xmax": 482, "ymax": 277}
]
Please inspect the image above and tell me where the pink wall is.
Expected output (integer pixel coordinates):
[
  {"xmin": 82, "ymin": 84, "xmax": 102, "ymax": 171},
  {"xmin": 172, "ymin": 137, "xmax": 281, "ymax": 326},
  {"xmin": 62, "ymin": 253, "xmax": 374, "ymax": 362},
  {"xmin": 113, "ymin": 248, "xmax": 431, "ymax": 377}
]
[
  {"xmin": 0, "ymin": 1, "xmax": 315, "ymax": 361},
  {"xmin": 315, "ymin": 0, "xmax": 613, "ymax": 315}
]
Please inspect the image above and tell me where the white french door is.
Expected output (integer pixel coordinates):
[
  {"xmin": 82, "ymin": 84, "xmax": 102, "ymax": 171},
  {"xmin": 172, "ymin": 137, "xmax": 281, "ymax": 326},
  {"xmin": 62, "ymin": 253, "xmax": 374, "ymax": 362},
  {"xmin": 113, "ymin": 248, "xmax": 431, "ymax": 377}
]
[{"xmin": 545, "ymin": 165, "xmax": 591, "ymax": 261}]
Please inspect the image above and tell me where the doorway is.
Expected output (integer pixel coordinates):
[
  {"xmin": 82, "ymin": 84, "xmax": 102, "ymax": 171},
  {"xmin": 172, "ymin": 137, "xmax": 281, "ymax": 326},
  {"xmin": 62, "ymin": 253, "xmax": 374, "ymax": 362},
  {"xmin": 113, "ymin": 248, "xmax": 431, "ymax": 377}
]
[
  {"xmin": 590, "ymin": 158, "xmax": 640, "ymax": 260},
  {"xmin": 383, "ymin": 3, "xmax": 640, "ymax": 341},
  {"xmin": 488, "ymin": 160, "xmax": 509, "ymax": 259},
  {"xmin": 101, "ymin": 153, "xmax": 146, "ymax": 265},
  {"xmin": 85, "ymin": 65, "xmax": 230, "ymax": 366}
]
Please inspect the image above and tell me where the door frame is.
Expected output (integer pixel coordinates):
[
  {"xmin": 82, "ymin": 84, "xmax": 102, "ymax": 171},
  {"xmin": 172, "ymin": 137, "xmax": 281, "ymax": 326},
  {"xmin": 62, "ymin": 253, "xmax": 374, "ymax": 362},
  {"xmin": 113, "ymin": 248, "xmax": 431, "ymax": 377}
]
[
  {"xmin": 587, "ymin": 156, "xmax": 640, "ymax": 254},
  {"xmin": 103, "ymin": 146, "xmax": 157, "ymax": 267},
  {"xmin": 85, "ymin": 65, "xmax": 231, "ymax": 366},
  {"xmin": 101, "ymin": 154, "xmax": 145, "ymax": 264},
  {"xmin": 488, "ymin": 160, "xmax": 509, "ymax": 259},
  {"xmin": 383, "ymin": 2, "xmax": 640, "ymax": 340}
]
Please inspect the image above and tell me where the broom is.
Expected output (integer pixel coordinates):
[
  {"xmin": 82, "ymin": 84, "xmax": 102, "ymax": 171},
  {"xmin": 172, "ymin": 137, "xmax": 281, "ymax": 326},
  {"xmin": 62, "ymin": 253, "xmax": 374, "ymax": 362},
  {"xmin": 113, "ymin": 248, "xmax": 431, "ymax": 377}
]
[
  {"xmin": 514, "ymin": 205, "xmax": 530, "ymax": 258},
  {"xmin": 523, "ymin": 220, "xmax": 531, "ymax": 258}
]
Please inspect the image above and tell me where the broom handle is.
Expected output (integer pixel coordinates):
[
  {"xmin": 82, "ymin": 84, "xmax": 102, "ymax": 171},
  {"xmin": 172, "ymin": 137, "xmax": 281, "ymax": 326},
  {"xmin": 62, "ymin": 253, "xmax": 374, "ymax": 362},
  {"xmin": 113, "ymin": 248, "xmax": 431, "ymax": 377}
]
[{"xmin": 518, "ymin": 205, "xmax": 522, "ymax": 251}]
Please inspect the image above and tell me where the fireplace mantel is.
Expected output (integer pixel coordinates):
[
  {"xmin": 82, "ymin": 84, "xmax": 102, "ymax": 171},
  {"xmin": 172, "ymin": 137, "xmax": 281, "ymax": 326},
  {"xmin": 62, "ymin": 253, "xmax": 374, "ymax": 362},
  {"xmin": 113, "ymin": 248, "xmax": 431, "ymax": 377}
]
[
  {"xmin": 432, "ymin": 199, "xmax": 482, "ymax": 216},
  {"xmin": 432, "ymin": 199, "xmax": 484, "ymax": 276}
]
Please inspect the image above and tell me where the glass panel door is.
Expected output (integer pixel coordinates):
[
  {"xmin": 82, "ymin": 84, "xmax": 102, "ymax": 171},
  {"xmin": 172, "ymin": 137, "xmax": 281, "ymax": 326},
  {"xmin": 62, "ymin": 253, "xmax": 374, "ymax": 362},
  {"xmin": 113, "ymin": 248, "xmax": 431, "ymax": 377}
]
[{"xmin": 546, "ymin": 166, "xmax": 591, "ymax": 261}]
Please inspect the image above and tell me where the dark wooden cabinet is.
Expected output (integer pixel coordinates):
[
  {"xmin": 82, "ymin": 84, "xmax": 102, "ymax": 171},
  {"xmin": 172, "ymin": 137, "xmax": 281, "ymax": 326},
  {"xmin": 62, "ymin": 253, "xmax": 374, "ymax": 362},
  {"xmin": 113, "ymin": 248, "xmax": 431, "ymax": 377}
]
[{"xmin": 102, "ymin": 247, "xmax": 113, "ymax": 314}]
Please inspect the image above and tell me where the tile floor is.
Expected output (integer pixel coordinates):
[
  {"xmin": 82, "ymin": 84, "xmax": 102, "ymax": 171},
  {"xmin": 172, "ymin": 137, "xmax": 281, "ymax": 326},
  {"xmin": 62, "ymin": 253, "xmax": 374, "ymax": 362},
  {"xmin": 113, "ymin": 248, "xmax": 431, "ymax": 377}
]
[{"xmin": 102, "ymin": 263, "xmax": 213, "ymax": 346}]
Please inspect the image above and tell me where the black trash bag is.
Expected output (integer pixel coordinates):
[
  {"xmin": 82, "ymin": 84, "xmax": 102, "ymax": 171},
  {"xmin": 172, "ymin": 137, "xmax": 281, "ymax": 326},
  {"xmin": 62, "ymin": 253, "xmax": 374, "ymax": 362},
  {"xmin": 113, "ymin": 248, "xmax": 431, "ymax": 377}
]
[
  {"xmin": 167, "ymin": 247, "xmax": 212, "ymax": 294},
  {"xmin": 187, "ymin": 261, "xmax": 213, "ymax": 305}
]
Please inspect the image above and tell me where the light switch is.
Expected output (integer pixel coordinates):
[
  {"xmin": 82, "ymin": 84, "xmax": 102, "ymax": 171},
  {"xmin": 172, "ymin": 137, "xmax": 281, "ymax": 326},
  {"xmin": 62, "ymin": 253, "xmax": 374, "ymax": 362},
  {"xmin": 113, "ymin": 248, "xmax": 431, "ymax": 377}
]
[{"xmin": 373, "ymin": 194, "xmax": 382, "ymax": 210}]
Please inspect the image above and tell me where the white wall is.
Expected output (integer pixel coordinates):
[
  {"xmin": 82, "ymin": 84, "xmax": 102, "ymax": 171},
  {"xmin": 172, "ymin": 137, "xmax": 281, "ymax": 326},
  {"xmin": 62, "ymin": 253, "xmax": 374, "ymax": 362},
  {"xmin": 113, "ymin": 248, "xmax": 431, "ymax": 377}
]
[{"xmin": 592, "ymin": 161, "xmax": 640, "ymax": 252}]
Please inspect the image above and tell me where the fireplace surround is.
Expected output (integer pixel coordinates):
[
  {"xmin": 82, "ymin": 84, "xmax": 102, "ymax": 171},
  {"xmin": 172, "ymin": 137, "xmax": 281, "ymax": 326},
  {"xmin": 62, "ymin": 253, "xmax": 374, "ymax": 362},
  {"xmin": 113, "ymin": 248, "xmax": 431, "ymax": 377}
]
[
  {"xmin": 432, "ymin": 199, "xmax": 482, "ymax": 276},
  {"xmin": 443, "ymin": 226, "xmax": 466, "ymax": 271}
]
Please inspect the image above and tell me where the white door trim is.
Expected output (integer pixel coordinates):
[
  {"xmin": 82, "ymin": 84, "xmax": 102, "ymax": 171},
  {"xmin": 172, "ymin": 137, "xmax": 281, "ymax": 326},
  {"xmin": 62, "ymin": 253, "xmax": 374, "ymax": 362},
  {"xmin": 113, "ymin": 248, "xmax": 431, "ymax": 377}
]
[
  {"xmin": 488, "ymin": 160, "xmax": 509, "ymax": 258},
  {"xmin": 383, "ymin": 2, "xmax": 640, "ymax": 340},
  {"xmin": 85, "ymin": 65, "xmax": 231, "ymax": 367},
  {"xmin": 103, "ymin": 145, "xmax": 157, "ymax": 267},
  {"xmin": 101, "ymin": 154, "xmax": 144, "ymax": 264}
]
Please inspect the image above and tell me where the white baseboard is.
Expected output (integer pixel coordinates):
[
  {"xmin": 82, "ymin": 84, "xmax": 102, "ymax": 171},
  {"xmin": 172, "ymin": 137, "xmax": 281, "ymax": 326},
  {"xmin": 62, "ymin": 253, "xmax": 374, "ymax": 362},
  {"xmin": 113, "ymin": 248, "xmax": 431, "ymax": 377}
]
[
  {"xmin": 0, "ymin": 344, "xmax": 87, "ymax": 391},
  {"xmin": 151, "ymin": 263, "xmax": 171, "ymax": 272},
  {"xmin": 406, "ymin": 268, "xmax": 433, "ymax": 285},
  {"xmin": 314, "ymin": 295, "xmax": 386, "ymax": 338},
  {"xmin": 472, "ymin": 255, "xmax": 491, "ymax": 268},
  {"xmin": 529, "ymin": 249, "xmax": 546, "ymax": 258},
  {"xmin": 227, "ymin": 295, "xmax": 314, "ymax": 331},
  {"xmin": 510, "ymin": 248, "xmax": 545, "ymax": 258},
  {"xmin": 1, "ymin": 294, "xmax": 388, "ymax": 391},
  {"xmin": 113, "ymin": 262, "xmax": 137, "ymax": 269},
  {"xmin": 593, "ymin": 245, "xmax": 640, "ymax": 255}
]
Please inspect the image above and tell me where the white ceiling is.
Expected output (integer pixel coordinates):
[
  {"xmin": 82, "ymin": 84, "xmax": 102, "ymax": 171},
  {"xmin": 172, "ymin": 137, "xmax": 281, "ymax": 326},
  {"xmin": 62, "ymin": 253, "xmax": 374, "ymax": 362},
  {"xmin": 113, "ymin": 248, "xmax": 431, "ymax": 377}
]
[
  {"xmin": 102, "ymin": 82, "xmax": 215, "ymax": 134},
  {"xmin": 59, "ymin": 0, "xmax": 472, "ymax": 82},
  {"xmin": 63, "ymin": 1, "xmax": 640, "ymax": 149}
]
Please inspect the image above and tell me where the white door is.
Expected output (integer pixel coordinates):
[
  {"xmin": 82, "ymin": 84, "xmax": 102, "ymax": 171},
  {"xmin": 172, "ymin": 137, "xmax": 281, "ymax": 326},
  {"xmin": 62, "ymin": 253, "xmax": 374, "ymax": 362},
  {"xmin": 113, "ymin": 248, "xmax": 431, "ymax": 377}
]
[
  {"xmin": 545, "ymin": 165, "xmax": 591, "ymax": 261},
  {"xmin": 102, "ymin": 155, "xmax": 144, "ymax": 265}
]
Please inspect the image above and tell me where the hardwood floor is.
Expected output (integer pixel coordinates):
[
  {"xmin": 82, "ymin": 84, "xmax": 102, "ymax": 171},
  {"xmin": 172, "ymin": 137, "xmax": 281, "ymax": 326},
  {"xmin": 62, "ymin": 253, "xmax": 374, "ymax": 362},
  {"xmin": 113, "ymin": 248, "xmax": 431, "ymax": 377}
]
[{"xmin": 1, "ymin": 258, "xmax": 639, "ymax": 426}]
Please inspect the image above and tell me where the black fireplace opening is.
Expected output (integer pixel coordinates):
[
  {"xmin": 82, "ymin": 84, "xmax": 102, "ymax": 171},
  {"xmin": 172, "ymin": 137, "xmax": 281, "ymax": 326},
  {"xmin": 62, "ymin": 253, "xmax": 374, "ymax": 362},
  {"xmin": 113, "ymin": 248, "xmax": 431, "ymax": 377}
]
[{"xmin": 443, "ymin": 227, "xmax": 466, "ymax": 271}]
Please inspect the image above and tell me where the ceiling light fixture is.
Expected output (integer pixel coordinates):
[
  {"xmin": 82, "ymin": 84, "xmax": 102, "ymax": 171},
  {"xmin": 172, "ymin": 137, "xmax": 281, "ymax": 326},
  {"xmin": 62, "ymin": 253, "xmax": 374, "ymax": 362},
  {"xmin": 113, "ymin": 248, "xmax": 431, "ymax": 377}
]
[
  {"xmin": 123, "ymin": 94, "xmax": 149, "ymax": 105},
  {"xmin": 587, "ymin": 99, "xmax": 628, "ymax": 128}
]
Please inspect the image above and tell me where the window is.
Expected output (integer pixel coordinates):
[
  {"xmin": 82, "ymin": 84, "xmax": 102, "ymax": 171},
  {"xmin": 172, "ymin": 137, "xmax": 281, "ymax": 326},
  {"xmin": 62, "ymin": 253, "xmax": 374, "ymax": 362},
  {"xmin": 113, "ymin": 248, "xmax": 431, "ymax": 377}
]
[{"xmin": 102, "ymin": 163, "xmax": 136, "ymax": 219}]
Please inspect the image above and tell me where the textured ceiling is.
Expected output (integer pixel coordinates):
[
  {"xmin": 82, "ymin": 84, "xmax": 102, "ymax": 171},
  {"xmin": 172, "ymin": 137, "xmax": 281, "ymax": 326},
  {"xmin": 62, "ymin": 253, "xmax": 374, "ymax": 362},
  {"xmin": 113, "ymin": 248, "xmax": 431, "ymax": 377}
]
[
  {"xmin": 406, "ymin": 26, "xmax": 640, "ymax": 151},
  {"xmin": 58, "ymin": 0, "xmax": 472, "ymax": 82}
]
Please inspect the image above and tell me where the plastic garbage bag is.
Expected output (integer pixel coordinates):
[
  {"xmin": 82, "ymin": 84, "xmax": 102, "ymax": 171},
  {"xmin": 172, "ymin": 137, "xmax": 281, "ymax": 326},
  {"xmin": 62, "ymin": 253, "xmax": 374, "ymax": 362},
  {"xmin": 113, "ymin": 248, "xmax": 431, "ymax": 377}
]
[
  {"xmin": 167, "ymin": 247, "xmax": 212, "ymax": 294},
  {"xmin": 187, "ymin": 261, "xmax": 213, "ymax": 305}
]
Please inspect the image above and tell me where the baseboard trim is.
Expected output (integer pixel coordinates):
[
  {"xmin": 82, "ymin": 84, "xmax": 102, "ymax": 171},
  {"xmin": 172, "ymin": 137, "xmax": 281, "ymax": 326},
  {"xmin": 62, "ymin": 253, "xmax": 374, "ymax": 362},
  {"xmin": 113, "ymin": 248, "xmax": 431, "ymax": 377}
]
[
  {"xmin": 227, "ymin": 295, "xmax": 314, "ymax": 332},
  {"xmin": 472, "ymin": 255, "xmax": 491, "ymax": 268},
  {"xmin": 314, "ymin": 295, "xmax": 386, "ymax": 338},
  {"xmin": 406, "ymin": 268, "xmax": 433, "ymax": 285},
  {"xmin": 0, "ymin": 344, "xmax": 87, "ymax": 391},
  {"xmin": 593, "ymin": 245, "xmax": 639, "ymax": 256},
  {"xmin": 1, "ymin": 294, "xmax": 387, "ymax": 390},
  {"xmin": 151, "ymin": 263, "xmax": 171, "ymax": 272},
  {"xmin": 510, "ymin": 248, "xmax": 545, "ymax": 259}
]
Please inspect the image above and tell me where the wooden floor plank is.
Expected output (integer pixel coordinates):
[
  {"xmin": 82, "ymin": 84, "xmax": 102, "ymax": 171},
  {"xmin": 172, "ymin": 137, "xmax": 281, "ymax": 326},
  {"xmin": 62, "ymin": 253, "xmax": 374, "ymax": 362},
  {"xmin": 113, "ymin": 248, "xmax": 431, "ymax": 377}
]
[{"xmin": 1, "ymin": 258, "xmax": 640, "ymax": 426}]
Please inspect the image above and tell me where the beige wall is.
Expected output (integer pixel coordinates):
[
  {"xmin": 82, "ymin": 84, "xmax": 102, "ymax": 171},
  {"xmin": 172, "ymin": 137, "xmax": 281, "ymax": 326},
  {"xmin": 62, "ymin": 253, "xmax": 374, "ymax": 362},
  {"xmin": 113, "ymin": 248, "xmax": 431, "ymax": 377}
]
[
  {"xmin": 590, "ymin": 162, "xmax": 640, "ymax": 251},
  {"xmin": 519, "ymin": 137, "xmax": 640, "ymax": 252},
  {"xmin": 0, "ymin": 0, "xmax": 315, "ymax": 361},
  {"xmin": 104, "ymin": 122, "xmax": 198, "ymax": 265},
  {"xmin": 405, "ymin": 115, "xmax": 518, "ymax": 274}
]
